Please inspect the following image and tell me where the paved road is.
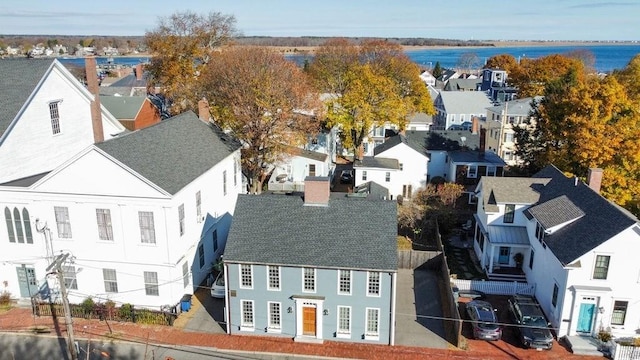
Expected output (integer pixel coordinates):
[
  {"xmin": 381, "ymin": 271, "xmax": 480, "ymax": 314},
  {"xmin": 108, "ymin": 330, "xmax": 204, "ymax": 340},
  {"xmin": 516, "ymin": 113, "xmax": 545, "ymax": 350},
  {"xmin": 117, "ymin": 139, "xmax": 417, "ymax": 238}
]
[{"xmin": 395, "ymin": 268, "xmax": 450, "ymax": 349}]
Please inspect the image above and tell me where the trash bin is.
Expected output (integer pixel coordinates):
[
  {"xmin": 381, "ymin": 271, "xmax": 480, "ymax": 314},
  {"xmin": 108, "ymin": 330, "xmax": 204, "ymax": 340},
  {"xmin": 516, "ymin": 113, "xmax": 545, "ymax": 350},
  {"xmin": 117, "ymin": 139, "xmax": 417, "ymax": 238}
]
[{"xmin": 180, "ymin": 294, "xmax": 192, "ymax": 312}]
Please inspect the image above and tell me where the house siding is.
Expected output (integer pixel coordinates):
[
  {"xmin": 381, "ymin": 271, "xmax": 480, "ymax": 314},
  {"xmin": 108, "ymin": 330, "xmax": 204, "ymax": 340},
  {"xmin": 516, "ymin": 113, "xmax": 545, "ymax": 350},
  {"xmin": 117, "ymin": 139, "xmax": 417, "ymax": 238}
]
[
  {"xmin": 227, "ymin": 263, "xmax": 393, "ymax": 344},
  {"xmin": 375, "ymin": 143, "xmax": 428, "ymax": 198}
]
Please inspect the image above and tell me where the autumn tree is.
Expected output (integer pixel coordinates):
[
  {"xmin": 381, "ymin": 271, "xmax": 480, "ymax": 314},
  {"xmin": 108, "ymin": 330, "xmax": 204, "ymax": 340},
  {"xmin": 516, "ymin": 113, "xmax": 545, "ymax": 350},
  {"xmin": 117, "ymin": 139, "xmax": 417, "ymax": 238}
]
[
  {"xmin": 145, "ymin": 11, "xmax": 237, "ymax": 115},
  {"xmin": 200, "ymin": 47, "xmax": 323, "ymax": 193},
  {"xmin": 483, "ymin": 54, "xmax": 519, "ymax": 75},
  {"xmin": 309, "ymin": 39, "xmax": 435, "ymax": 160},
  {"xmin": 509, "ymin": 54, "xmax": 585, "ymax": 98}
]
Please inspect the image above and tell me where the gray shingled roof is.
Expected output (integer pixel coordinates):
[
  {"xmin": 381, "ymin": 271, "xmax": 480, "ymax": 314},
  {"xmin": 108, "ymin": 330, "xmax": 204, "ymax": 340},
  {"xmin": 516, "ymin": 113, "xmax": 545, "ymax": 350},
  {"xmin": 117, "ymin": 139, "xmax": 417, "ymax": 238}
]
[
  {"xmin": 110, "ymin": 73, "xmax": 147, "ymax": 88},
  {"xmin": 96, "ymin": 111, "xmax": 241, "ymax": 195},
  {"xmin": 224, "ymin": 194, "xmax": 398, "ymax": 271},
  {"xmin": 530, "ymin": 165, "xmax": 638, "ymax": 264},
  {"xmin": 443, "ymin": 78, "xmax": 480, "ymax": 91},
  {"xmin": 486, "ymin": 96, "xmax": 543, "ymax": 116},
  {"xmin": 438, "ymin": 91, "xmax": 493, "ymax": 115},
  {"xmin": 448, "ymin": 150, "xmax": 506, "ymax": 165},
  {"xmin": 284, "ymin": 146, "xmax": 327, "ymax": 162},
  {"xmin": 354, "ymin": 157, "xmax": 399, "ymax": 170},
  {"xmin": 375, "ymin": 130, "xmax": 481, "ymax": 156},
  {"xmin": 0, "ymin": 58, "xmax": 55, "ymax": 137},
  {"xmin": 525, "ymin": 195, "xmax": 585, "ymax": 229},
  {"xmin": 480, "ymin": 177, "xmax": 550, "ymax": 213},
  {"xmin": 100, "ymin": 96, "xmax": 146, "ymax": 120}
]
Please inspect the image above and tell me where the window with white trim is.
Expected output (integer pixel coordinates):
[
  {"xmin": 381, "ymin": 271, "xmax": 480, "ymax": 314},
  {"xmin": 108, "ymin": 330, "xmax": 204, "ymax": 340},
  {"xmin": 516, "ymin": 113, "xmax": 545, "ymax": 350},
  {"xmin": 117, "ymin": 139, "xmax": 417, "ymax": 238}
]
[
  {"xmin": 234, "ymin": 159, "xmax": 239, "ymax": 186},
  {"xmin": 503, "ymin": 204, "xmax": 515, "ymax": 223},
  {"xmin": 49, "ymin": 101, "xmax": 61, "ymax": 134},
  {"xmin": 338, "ymin": 270, "xmax": 351, "ymax": 295},
  {"xmin": 178, "ymin": 204, "xmax": 185, "ymax": 236},
  {"xmin": 96, "ymin": 209, "xmax": 113, "ymax": 241},
  {"xmin": 399, "ymin": 163, "xmax": 404, "ymax": 171},
  {"xmin": 268, "ymin": 302, "xmax": 281, "ymax": 330},
  {"xmin": 611, "ymin": 301, "xmax": 628, "ymax": 325},
  {"xmin": 365, "ymin": 308, "xmax": 380, "ymax": 339},
  {"xmin": 337, "ymin": 306, "xmax": 351, "ymax": 336},
  {"xmin": 63, "ymin": 266, "xmax": 77, "ymax": 290},
  {"xmin": 182, "ymin": 261, "xmax": 189, "ymax": 288},
  {"xmin": 195, "ymin": 191, "xmax": 202, "ymax": 221},
  {"xmin": 467, "ymin": 165, "xmax": 478, "ymax": 178},
  {"xmin": 593, "ymin": 255, "xmax": 610, "ymax": 280},
  {"xmin": 487, "ymin": 166, "xmax": 496, "ymax": 177},
  {"xmin": 268, "ymin": 265, "xmax": 280, "ymax": 291},
  {"xmin": 138, "ymin": 211, "xmax": 155, "ymax": 244},
  {"xmin": 103, "ymin": 268, "xmax": 118, "ymax": 293},
  {"xmin": 241, "ymin": 300, "xmax": 254, "ymax": 329},
  {"xmin": 144, "ymin": 271, "xmax": 159, "ymax": 296},
  {"xmin": 385, "ymin": 172, "xmax": 390, "ymax": 182},
  {"xmin": 223, "ymin": 170, "xmax": 227, "ymax": 195},
  {"xmin": 303, "ymin": 267, "xmax": 315, "ymax": 292},
  {"xmin": 529, "ymin": 249, "xmax": 535, "ymax": 269},
  {"xmin": 362, "ymin": 171, "xmax": 367, "ymax": 181},
  {"xmin": 309, "ymin": 164, "xmax": 316, "ymax": 177},
  {"xmin": 5, "ymin": 207, "xmax": 34, "ymax": 244},
  {"xmin": 54, "ymin": 206, "xmax": 72, "ymax": 238},
  {"xmin": 402, "ymin": 185, "xmax": 413, "ymax": 199},
  {"xmin": 367, "ymin": 272, "xmax": 380, "ymax": 296},
  {"xmin": 240, "ymin": 264, "xmax": 253, "ymax": 288}
]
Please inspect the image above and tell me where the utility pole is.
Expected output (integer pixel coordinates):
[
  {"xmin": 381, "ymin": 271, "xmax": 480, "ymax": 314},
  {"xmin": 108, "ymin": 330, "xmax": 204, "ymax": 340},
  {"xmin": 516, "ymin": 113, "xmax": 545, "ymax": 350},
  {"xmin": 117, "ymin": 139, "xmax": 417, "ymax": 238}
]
[{"xmin": 46, "ymin": 253, "xmax": 78, "ymax": 360}]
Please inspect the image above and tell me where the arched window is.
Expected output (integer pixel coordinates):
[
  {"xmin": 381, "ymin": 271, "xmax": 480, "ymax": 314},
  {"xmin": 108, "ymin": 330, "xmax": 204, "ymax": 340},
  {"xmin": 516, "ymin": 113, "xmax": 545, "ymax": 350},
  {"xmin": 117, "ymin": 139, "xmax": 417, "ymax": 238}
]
[
  {"xmin": 4, "ymin": 207, "xmax": 15, "ymax": 243},
  {"xmin": 22, "ymin": 208, "xmax": 33, "ymax": 244},
  {"xmin": 13, "ymin": 208, "xmax": 24, "ymax": 243}
]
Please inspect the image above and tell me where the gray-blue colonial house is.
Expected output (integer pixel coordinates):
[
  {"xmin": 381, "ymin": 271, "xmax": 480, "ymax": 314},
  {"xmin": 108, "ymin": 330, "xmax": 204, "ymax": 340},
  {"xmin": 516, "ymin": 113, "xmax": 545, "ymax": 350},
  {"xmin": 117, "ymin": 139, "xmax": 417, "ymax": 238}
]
[{"xmin": 223, "ymin": 177, "xmax": 398, "ymax": 344}]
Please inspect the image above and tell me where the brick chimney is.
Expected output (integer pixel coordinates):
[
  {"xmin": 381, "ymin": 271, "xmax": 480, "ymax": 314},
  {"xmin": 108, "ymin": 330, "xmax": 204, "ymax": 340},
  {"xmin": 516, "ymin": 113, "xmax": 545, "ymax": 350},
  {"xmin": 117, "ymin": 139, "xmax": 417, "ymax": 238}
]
[
  {"xmin": 587, "ymin": 168, "xmax": 603, "ymax": 194},
  {"xmin": 135, "ymin": 63, "xmax": 143, "ymax": 81},
  {"xmin": 304, "ymin": 177, "xmax": 330, "ymax": 206},
  {"xmin": 471, "ymin": 117, "xmax": 479, "ymax": 135},
  {"xmin": 479, "ymin": 128, "xmax": 486, "ymax": 156},
  {"xmin": 85, "ymin": 57, "xmax": 104, "ymax": 143},
  {"xmin": 198, "ymin": 98, "xmax": 210, "ymax": 122}
]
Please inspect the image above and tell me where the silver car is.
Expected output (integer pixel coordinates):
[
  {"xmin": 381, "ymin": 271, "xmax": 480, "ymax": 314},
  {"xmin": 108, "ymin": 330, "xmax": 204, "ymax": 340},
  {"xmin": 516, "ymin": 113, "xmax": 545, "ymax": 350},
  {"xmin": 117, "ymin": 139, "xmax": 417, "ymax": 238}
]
[
  {"xmin": 210, "ymin": 272, "xmax": 225, "ymax": 298},
  {"xmin": 466, "ymin": 300, "xmax": 502, "ymax": 340}
]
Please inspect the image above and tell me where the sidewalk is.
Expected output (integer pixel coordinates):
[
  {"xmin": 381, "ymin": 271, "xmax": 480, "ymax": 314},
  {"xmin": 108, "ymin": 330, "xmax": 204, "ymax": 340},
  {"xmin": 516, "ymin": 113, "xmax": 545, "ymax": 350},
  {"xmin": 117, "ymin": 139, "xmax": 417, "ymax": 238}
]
[{"xmin": 0, "ymin": 306, "xmax": 583, "ymax": 359}]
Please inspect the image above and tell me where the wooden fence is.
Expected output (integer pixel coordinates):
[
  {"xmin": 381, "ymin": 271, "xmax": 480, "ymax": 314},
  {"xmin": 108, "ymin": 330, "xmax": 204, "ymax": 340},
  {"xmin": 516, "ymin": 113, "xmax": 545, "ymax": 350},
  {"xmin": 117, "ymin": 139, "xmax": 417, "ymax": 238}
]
[
  {"xmin": 33, "ymin": 302, "xmax": 177, "ymax": 326},
  {"xmin": 613, "ymin": 343, "xmax": 640, "ymax": 360},
  {"xmin": 435, "ymin": 220, "xmax": 463, "ymax": 349},
  {"xmin": 397, "ymin": 250, "xmax": 441, "ymax": 269},
  {"xmin": 451, "ymin": 278, "xmax": 535, "ymax": 296}
]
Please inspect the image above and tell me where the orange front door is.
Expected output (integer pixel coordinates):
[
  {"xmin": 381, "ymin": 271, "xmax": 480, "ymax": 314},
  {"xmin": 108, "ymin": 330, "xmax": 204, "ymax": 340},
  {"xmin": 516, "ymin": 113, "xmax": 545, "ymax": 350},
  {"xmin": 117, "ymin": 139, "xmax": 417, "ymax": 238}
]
[{"xmin": 302, "ymin": 306, "xmax": 316, "ymax": 336}]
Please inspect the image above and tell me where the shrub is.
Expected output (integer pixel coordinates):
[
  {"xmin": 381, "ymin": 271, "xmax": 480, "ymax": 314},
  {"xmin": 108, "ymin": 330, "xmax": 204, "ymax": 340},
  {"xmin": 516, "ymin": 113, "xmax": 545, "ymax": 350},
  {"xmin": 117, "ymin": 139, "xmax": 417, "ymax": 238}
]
[
  {"xmin": 119, "ymin": 303, "xmax": 134, "ymax": 321},
  {"xmin": 80, "ymin": 297, "xmax": 95, "ymax": 315},
  {"xmin": 0, "ymin": 291, "xmax": 11, "ymax": 306},
  {"xmin": 597, "ymin": 329, "xmax": 613, "ymax": 343}
]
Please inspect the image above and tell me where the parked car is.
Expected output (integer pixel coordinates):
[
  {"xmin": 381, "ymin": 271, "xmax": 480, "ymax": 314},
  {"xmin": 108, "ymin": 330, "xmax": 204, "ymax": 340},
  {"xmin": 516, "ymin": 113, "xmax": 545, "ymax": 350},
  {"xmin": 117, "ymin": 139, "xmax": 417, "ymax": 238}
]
[
  {"xmin": 210, "ymin": 272, "xmax": 225, "ymax": 298},
  {"xmin": 508, "ymin": 295, "xmax": 553, "ymax": 349},
  {"xmin": 340, "ymin": 169, "xmax": 353, "ymax": 184},
  {"xmin": 466, "ymin": 300, "xmax": 502, "ymax": 340}
]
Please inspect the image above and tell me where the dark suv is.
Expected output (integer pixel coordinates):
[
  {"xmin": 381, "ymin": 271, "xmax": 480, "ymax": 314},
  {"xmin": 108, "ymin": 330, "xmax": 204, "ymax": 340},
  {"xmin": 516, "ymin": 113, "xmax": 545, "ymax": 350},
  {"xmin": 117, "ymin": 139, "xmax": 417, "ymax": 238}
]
[{"xmin": 508, "ymin": 295, "xmax": 553, "ymax": 349}]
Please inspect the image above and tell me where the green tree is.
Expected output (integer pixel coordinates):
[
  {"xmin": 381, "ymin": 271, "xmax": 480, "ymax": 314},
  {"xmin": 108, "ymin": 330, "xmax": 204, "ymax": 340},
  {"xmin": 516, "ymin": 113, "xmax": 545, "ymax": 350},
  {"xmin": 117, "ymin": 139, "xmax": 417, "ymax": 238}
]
[
  {"xmin": 200, "ymin": 47, "xmax": 323, "ymax": 194},
  {"xmin": 145, "ymin": 10, "xmax": 237, "ymax": 115},
  {"xmin": 432, "ymin": 61, "xmax": 443, "ymax": 79}
]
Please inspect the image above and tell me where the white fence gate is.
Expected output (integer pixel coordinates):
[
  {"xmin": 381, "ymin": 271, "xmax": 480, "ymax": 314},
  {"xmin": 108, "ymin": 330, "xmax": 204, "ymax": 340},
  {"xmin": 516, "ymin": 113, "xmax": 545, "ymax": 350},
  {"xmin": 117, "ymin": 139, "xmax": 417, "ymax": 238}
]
[
  {"xmin": 452, "ymin": 278, "xmax": 535, "ymax": 296},
  {"xmin": 613, "ymin": 343, "xmax": 640, "ymax": 360}
]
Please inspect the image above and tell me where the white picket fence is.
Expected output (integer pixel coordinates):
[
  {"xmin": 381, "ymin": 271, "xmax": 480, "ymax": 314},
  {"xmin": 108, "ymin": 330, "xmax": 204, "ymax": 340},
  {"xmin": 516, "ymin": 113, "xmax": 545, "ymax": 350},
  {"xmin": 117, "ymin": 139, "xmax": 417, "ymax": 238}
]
[
  {"xmin": 613, "ymin": 343, "xmax": 640, "ymax": 360},
  {"xmin": 452, "ymin": 278, "xmax": 536, "ymax": 296}
]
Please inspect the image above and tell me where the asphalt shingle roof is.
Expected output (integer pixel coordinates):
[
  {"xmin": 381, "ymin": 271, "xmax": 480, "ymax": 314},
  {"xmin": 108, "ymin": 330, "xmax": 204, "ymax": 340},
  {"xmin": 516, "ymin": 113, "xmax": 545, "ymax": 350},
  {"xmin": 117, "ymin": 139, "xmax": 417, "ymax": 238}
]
[
  {"xmin": 284, "ymin": 146, "xmax": 327, "ymax": 162},
  {"xmin": 437, "ymin": 91, "xmax": 493, "ymax": 115},
  {"xmin": 354, "ymin": 157, "xmax": 399, "ymax": 170},
  {"xmin": 100, "ymin": 96, "xmax": 146, "ymax": 120},
  {"xmin": 96, "ymin": 111, "xmax": 241, "ymax": 195},
  {"xmin": 525, "ymin": 195, "xmax": 585, "ymax": 229},
  {"xmin": 375, "ymin": 130, "xmax": 481, "ymax": 156},
  {"xmin": 224, "ymin": 193, "xmax": 398, "ymax": 271},
  {"xmin": 0, "ymin": 58, "xmax": 55, "ymax": 137}
]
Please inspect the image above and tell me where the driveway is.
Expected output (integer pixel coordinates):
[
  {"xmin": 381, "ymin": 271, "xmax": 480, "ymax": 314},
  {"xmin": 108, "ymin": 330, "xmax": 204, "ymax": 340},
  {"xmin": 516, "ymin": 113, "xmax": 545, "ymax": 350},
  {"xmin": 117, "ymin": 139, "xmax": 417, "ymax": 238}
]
[
  {"xmin": 174, "ymin": 287, "xmax": 226, "ymax": 334},
  {"xmin": 395, "ymin": 268, "xmax": 450, "ymax": 349}
]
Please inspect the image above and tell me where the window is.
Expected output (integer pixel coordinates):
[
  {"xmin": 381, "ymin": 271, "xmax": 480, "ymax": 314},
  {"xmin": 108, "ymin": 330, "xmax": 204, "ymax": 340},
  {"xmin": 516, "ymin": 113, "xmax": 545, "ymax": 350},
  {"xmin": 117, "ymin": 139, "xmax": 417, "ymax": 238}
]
[
  {"xmin": 198, "ymin": 244, "xmax": 205, "ymax": 268},
  {"xmin": 551, "ymin": 283, "xmax": 558, "ymax": 307},
  {"xmin": 63, "ymin": 266, "xmax": 77, "ymax": 290},
  {"xmin": 5, "ymin": 207, "xmax": 34, "ymax": 244},
  {"xmin": 309, "ymin": 164, "xmax": 316, "ymax": 177},
  {"xmin": 367, "ymin": 272, "xmax": 381, "ymax": 296},
  {"xmin": 144, "ymin": 271, "xmax": 159, "ymax": 296},
  {"xmin": 503, "ymin": 204, "xmax": 515, "ymax": 223},
  {"xmin": 138, "ymin": 211, "xmax": 155, "ymax": 244},
  {"xmin": 385, "ymin": 172, "xmax": 390, "ymax": 182},
  {"xmin": 223, "ymin": 170, "xmax": 227, "ymax": 195},
  {"xmin": 504, "ymin": 133, "xmax": 514, "ymax": 143},
  {"xmin": 240, "ymin": 264, "xmax": 253, "ymax": 288},
  {"xmin": 593, "ymin": 255, "xmax": 610, "ymax": 280},
  {"xmin": 233, "ymin": 159, "xmax": 238, "ymax": 186},
  {"xmin": 49, "ymin": 101, "xmax": 61, "ymax": 134},
  {"xmin": 399, "ymin": 163, "xmax": 404, "ymax": 171},
  {"xmin": 268, "ymin": 265, "xmax": 280, "ymax": 291},
  {"xmin": 178, "ymin": 204, "xmax": 185, "ymax": 236},
  {"xmin": 303, "ymin": 267, "xmax": 315, "ymax": 292},
  {"xmin": 337, "ymin": 306, "xmax": 351, "ymax": 336},
  {"xmin": 54, "ymin": 206, "xmax": 72, "ymax": 238},
  {"xmin": 196, "ymin": 191, "xmax": 202, "ymax": 221},
  {"xmin": 268, "ymin": 302, "xmax": 281, "ymax": 330},
  {"xmin": 212, "ymin": 229, "xmax": 218, "ymax": 253},
  {"xmin": 467, "ymin": 165, "xmax": 478, "ymax": 178},
  {"xmin": 487, "ymin": 166, "xmax": 496, "ymax": 177},
  {"xmin": 96, "ymin": 209, "xmax": 113, "ymax": 241},
  {"xmin": 241, "ymin": 300, "xmax": 254, "ymax": 329},
  {"xmin": 338, "ymin": 270, "xmax": 351, "ymax": 295},
  {"xmin": 103, "ymin": 269, "xmax": 118, "ymax": 293},
  {"xmin": 402, "ymin": 185, "xmax": 413, "ymax": 199},
  {"xmin": 529, "ymin": 250, "xmax": 535, "ymax": 269},
  {"xmin": 535, "ymin": 221, "xmax": 545, "ymax": 244},
  {"xmin": 362, "ymin": 171, "xmax": 367, "ymax": 181},
  {"xmin": 182, "ymin": 262, "xmax": 189, "ymax": 288},
  {"xmin": 365, "ymin": 308, "xmax": 380, "ymax": 338},
  {"xmin": 611, "ymin": 301, "xmax": 628, "ymax": 325}
]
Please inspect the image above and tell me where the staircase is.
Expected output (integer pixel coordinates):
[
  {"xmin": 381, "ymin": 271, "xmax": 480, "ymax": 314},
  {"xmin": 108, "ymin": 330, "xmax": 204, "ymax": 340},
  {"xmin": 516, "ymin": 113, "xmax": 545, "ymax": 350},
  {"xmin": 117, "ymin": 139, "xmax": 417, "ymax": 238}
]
[
  {"xmin": 487, "ymin": 271, "xmax": 527, "ymax": 282},
  {"xmin": 563, "ymin": 335, "xmax": 604, "ymax": 357}
]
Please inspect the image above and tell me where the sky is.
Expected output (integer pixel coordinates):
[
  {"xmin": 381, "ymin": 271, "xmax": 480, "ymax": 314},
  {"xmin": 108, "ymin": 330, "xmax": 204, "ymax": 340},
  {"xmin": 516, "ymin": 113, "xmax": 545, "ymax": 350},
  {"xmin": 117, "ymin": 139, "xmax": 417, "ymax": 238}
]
[{"xmin": 1, "ymin": 0, "xmax": 639, "ymax": 41}]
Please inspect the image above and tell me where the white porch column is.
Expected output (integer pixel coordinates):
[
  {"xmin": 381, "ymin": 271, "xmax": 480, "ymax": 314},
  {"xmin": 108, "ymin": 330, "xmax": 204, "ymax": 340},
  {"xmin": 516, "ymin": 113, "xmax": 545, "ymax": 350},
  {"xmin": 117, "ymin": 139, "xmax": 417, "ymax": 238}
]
[{"xmin": 488, "ymin": 244, "xmax": 495, "ymax": 273}]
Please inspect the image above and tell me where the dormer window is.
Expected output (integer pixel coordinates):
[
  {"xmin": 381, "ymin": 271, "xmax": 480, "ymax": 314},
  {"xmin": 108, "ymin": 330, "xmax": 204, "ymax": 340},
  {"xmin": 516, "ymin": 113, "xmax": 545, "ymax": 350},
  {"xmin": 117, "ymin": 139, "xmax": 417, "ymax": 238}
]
[{"xmin": 503, "ymin": 204, "xmax": 515, "ymax": 223}]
